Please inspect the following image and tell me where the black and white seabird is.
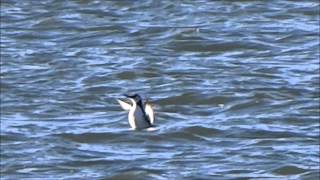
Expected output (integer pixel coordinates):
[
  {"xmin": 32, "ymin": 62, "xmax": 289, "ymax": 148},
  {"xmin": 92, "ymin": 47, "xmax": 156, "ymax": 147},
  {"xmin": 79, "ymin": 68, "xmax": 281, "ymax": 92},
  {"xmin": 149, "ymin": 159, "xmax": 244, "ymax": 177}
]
[{"xmin": 117, "ymin": 94, "xmax": 155, "ymax": 129}]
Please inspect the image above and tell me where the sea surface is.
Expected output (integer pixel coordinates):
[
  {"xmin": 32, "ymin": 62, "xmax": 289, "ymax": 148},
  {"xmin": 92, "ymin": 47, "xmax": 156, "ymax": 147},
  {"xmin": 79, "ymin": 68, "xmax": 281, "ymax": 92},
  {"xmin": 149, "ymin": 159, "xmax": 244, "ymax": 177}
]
[{"xmin": 1, "ymin": 0, "xmax": 319, "ymax": 179}]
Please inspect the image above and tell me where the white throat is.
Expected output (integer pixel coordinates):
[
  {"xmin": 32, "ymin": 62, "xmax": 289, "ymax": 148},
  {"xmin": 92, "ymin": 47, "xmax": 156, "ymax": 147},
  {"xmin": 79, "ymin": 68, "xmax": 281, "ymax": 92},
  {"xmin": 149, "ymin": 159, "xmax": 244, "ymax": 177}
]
[{"xmin": 128, "ymin": 98, "xmax": 137, "ymax": 129}]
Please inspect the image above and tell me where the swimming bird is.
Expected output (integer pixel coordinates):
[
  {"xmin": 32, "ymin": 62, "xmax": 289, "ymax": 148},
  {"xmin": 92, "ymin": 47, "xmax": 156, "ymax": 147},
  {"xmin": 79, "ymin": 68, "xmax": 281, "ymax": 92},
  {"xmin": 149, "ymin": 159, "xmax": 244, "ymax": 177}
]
[{"xmin": 117, "ymin": 94, "xmax": 155, "ymax": 129}]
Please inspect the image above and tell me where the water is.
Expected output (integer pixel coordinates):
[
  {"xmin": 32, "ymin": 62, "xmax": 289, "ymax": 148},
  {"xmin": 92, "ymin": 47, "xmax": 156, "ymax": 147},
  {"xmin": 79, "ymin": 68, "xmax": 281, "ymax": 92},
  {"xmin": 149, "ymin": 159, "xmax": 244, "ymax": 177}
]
[{"xmin": 1, "ymin": 0, "xmax": 319, "ymax": 179}]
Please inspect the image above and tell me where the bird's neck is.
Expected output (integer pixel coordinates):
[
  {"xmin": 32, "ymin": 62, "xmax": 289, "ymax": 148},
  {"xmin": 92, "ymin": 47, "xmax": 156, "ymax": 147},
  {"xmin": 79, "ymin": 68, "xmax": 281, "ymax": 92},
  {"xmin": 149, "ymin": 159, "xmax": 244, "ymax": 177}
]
[{"xmin": 136, "ymin": 100, "xmax": 143, "ymax": 108}]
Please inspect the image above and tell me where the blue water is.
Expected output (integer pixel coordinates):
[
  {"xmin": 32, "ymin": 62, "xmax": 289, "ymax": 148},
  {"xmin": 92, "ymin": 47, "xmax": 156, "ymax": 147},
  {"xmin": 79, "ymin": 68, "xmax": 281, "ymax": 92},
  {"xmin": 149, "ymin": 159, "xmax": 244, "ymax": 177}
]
[{"xmin": 1, "ymin": 0, "xmax": 319, "ymax": 179}]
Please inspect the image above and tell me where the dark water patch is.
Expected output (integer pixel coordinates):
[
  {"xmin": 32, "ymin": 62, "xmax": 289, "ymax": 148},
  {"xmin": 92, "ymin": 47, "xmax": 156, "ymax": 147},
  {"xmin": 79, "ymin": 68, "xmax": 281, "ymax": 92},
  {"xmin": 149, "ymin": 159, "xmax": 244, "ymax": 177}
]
[
  {"xmin": 108, "ymin": 167, "xmax": 166, "ymax": 180},
  {"xmin": 0, "ymin": 132, "xmax": 31, "ymax": 143},
  {"xmin": 184, "ymin": 125, "xmax": 223, "ymax": 137},
  {"xmin": 224, "ymin": 127, "xmax": 310, "ymax": 139},
  {"xmin": 57, "ymin": 132, "xmax": 135, "ymax": 144},
  {"xmin": 272, "ymin": 165, "xmax": 308, "ymax": 175}
]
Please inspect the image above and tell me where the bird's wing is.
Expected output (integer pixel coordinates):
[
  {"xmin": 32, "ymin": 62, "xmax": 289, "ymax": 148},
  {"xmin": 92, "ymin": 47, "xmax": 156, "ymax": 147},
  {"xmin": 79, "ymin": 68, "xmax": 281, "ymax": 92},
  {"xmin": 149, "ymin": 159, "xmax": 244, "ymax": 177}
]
[
  {"xmin": 117, "ymin": 99, "xmax": 131, "ymax": 111},
  {"xmin": 145, "ymin": 103, "xmax": 155, "ymax": 124}
]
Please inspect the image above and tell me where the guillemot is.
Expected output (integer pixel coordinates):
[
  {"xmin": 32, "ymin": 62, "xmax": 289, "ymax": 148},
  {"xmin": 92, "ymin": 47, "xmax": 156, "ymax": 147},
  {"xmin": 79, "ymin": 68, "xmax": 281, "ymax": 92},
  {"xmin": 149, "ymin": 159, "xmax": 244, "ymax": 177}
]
[{"xmin": 117, "ymin": 94, "xmax": 155, "ymax": 129}]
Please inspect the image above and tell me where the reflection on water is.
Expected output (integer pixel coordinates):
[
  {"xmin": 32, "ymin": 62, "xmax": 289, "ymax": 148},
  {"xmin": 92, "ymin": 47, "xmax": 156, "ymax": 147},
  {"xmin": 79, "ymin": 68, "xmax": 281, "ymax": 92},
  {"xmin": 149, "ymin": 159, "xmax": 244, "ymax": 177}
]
[{"xmin": 1, "ymin": 0, "xmax": 319, "ymax": 179}]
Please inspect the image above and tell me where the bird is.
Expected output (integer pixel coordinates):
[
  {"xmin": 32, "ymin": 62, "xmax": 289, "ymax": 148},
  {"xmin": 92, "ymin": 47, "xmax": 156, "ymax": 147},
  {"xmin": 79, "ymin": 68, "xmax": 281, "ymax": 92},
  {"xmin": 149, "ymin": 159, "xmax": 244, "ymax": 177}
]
[{"xmin": 117, "ymin": 94, "xmax": 155, "ymax": 129}]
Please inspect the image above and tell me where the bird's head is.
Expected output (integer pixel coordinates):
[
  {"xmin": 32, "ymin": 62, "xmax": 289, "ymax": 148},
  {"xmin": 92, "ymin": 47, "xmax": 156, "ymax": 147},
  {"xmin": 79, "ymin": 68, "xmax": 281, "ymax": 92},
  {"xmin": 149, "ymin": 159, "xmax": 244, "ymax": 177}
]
[{"xmin": 124, "ymin": 94, "xmax": 142, "ymax": 103}]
